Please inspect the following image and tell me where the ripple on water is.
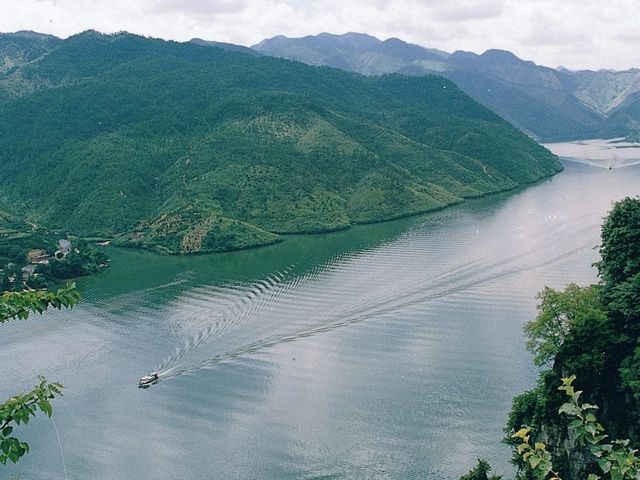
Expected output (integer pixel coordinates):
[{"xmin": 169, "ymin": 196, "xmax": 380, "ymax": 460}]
[{"xmin": 3, "ymin": 162, "xmax": 640, "ymax": 480}]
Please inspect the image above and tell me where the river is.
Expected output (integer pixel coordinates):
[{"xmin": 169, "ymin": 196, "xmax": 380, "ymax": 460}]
[{"xmin": 2, "ymin": 150, "xmax": 640, "ymax": 479}]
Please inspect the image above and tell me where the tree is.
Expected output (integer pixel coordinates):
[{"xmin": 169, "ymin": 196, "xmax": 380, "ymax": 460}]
[
  {"xmin": 0, "ymin": 271, "xmax": 10, "ymax": 294},
  {"xmin": 459, "ymin": 459, "xmax": 502, "ymax": 480},
  {"xmin": 524, "ymin": 284, "xmax": 607, "ymax": 367},
  {"xmin": 0, "ymin": 283, "xmax": 79, "ymax": 465},
  {"xmin": 598, "ymin": 197, "xmax": 640, "ymax": 287},
  {"xmin": 7, "ymin": 247, "xmax": 24, "ymax": 266},
  {"xmin": 1, "ymin": 265, "xmax": 25, "ymax": 293}
]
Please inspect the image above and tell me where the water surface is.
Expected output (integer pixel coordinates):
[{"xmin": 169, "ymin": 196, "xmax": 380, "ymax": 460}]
[
  {"xmin": 2, "ymin": 161, "xmax": 640, "ymax": 479},
  {"xmin": 544, "ymin": 138, "xmax": 640, "ymax": 168}
]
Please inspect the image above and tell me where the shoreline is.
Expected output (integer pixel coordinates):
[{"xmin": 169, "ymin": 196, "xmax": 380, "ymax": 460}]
[{"xmin": 113, "ymin": 165, "xmax": 563, "ymax": 257}]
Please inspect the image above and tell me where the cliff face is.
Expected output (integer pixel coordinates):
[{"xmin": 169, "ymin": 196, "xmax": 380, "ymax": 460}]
[{"xmin": 507, "ymin": 198, "xmax": 640, "ymax": 479}]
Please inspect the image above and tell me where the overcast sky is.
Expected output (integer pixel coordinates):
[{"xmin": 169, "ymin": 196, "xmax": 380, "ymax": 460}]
[{"xmin": 2, "ymin": 0, "xmax": 638, "ymax": 70}]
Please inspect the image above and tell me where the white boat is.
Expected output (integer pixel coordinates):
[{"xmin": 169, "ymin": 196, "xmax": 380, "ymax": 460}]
[{"xmin": 138, "ymin": 372, "xmax": 159, "ymax": 388}]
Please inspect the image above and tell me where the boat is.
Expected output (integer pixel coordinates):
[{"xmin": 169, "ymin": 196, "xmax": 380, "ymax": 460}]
[{"xmin": 138, "ymin": 372, "xmax": 159, "ymax": 388}]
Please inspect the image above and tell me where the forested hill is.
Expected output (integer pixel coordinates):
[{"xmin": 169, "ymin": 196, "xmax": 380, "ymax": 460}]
[{"xmin": 0, "ymin": 31, "xmax": 561, "ymax": 254}]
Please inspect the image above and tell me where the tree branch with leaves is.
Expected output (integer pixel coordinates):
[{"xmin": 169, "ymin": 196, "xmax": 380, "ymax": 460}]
[
  {"xmin": 0, "ymin": 282, "xmax": 79, "ymax": 323},
  {"xmin": 0, "ymin": 282, "xmax": 79, "ymax": 465}
]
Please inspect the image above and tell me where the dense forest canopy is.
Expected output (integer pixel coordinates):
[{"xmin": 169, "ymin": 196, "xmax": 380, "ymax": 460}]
[{"xmin": 0, "ymin": 31, "xmax": 561, "ymax": 254}]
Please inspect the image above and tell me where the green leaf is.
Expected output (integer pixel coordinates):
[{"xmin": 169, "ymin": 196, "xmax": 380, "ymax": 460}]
[
  {"xmin": 597, "ymin": 458, "xmax": 612, "ymax": 473},
  {"xmin": 610, "ymin": 468, "xmax": 623, "ymax": 480},
  {"xmin": 559, "ymin": 402, "xmax": 581, "ymax": 416},
  {"xmin": 529, "ymin": 455, "xmax": 541, "ymax": 469},
  {"xmin": 38, "ymin": 400, "xmax": 52, "ymax": 418}
]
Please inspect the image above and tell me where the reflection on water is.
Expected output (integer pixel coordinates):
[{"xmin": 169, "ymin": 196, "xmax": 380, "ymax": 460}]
[{"xmin": 1, "ymin": 162, "xmax": 639, "ymax": 479}]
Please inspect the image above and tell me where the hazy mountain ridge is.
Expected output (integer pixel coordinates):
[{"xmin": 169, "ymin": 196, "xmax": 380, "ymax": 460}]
[
  {"xmin": 5, "ymin": 30, "xmax": 637, "ymax": 141},
  {"xmin": 565, "ymin": 68, "xmax": 640, "ymax": 114},
  {"xmin": 603, "ymin": 90, "xmax": 640, "ymax": 136},
  {"xmin": 253, "ymin": 32, "xmax": 640, "ymax": 141},
  {"xmin": 190, "ymin": 38, "xmax": 261, "ymax": 56},
  {"xmin": 0, "ymin": 31, "xmax": 560, "ymax": 254}
]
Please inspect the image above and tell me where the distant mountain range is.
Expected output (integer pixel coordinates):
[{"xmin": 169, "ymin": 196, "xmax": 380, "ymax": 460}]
[
  {"xmin": 253, "ymin": 32, "xmax": 640, "ymax": 141},
  {"xmin": 3, "ymin": 30, "xmax": 638, "ymax": 142},
  {"xmin": 0, "ymin": 30, "xmax": 559, "ymax": 254}
]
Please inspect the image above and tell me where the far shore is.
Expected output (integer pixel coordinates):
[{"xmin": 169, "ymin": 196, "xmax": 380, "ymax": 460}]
[{"xmin": 543, "ymin": 138, "xmax": 640, "ymax": 169}]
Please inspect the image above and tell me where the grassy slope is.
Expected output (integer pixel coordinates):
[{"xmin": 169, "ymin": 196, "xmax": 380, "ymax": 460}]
[{"xmin": 0, "ymin": 32, "xmax": 562, "ymax": 254}]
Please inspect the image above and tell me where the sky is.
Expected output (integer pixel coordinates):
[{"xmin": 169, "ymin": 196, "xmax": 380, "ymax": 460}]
[{"xmin": 2, "ymin": 0, "xmax": 639, "ymax": 71}]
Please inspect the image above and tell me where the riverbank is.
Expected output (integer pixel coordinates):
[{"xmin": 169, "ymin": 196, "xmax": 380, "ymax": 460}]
[{"xmin": 110, "ymin": 164, "xmax": 563, "ymax": 256}]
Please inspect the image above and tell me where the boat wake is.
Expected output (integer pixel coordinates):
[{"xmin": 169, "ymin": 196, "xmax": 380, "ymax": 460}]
[{"xmin": 151, "ymin": 216, "xmax": 597, "ymax": 382}]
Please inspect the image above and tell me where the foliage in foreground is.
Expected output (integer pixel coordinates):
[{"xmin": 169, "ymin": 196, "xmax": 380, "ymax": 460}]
[
  {"xmin": 511, "ymin": 376, "xmax": 640, "ymax": 480},
  {"xmin": 0, "ymin": 283, "xmax": 78, "ymax": 464},
  {"xmin": 507, "ymin": 197, "xmax": 640, "ymax": 479},
  {"xmin": 0, "ymin": 282, "xmax": 79, "ymax": 323},
  {"xmin": 0, "ymin": 378, "xmax": 63, "ymax": 465}
]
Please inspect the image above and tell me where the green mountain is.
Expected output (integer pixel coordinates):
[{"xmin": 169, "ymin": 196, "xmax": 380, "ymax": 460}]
[
  {"xmin": 0, "ymin": 31, "xmax": 60, "ymax": 71},
  {"xmin": 0, "ymin": 31, "xmax": 61, "ymax": 101},
  {"xmin": 253, "ymin": 33, "xmax": 640, "ymax": 141},
  {"xmin": 0, "ymin": 31, "xmax": 561, "ymax": 254}
]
